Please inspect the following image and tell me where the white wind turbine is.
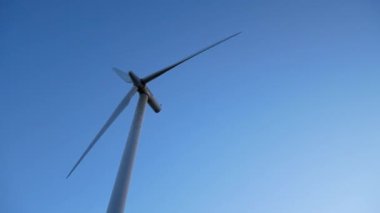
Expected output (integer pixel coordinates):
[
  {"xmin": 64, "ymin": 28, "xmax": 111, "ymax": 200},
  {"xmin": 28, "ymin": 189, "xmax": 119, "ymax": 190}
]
[{"xmin": 67, "ymin": 32, "xmax": 240, "ymax": 213}]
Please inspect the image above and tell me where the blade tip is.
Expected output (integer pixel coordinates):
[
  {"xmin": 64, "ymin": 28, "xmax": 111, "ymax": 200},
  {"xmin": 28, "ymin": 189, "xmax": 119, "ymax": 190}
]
[
  {"xmin": 66, "ymin": 171, "xmax": 73, "ymax": 179},
  {"xmin": 112, "ymin": 67, "xmax": 121, "ymax": 73}
]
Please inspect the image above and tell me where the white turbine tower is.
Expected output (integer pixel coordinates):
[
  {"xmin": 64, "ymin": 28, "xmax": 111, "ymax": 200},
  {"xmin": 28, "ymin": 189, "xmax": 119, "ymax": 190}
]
[{"xmin": 67, "ymin": 32, "xmax": 240, "ymax": 213}]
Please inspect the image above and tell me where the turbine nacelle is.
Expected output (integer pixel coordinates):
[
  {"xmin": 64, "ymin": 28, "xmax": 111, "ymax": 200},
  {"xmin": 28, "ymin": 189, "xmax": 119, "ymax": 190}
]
[
  {"xmin": 128, "ymin": 71, "xmax": 161, "ymax": 113},
  {"xmin": 128, "ymin": 71, "xmax": 144, "ymax": 88}
]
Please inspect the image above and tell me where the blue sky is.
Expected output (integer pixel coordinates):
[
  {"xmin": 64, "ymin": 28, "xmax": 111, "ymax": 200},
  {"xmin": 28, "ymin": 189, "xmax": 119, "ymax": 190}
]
[{"xmin": 1, "ymin": 0, "xmax": 380, "ymax": 212}]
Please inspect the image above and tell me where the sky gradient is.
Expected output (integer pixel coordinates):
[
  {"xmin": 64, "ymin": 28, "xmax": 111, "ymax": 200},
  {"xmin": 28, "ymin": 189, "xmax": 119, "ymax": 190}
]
[{"xmin": 1, "ymin": 0, "xmax": 380, "ymax": 212}]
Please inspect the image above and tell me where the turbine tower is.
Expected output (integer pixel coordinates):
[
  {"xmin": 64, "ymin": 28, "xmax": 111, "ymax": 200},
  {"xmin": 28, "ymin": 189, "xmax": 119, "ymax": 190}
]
[{"xmin": 67, "ymin": 32, "xmax": 240, "ymax": 213}]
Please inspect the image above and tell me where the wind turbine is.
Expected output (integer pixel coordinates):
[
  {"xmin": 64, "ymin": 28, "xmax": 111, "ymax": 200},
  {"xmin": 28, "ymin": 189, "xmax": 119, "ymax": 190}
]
[{"xmin": 67, "ymin": 32, "xmax": 240, "ymax": 213}]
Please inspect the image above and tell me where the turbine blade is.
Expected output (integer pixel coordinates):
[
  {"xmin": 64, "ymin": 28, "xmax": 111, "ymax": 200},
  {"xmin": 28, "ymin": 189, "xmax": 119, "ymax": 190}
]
[
  {"xmin": 66, "ymin": 87, "xmax": 137, "ymax": 179},
  {"xmin": 142, "ymin": 32, "xmax": 241, "ymax": 83},
  {"xmin": 113, "ymin": 67, "xmax": 132, "ymax": 83}
]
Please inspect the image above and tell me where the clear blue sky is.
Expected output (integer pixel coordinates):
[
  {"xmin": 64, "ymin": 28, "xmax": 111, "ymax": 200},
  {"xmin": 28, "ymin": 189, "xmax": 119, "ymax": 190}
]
[{"xmin": 1, "ymin": 0, "xmax": 380, "ymax": 212}]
